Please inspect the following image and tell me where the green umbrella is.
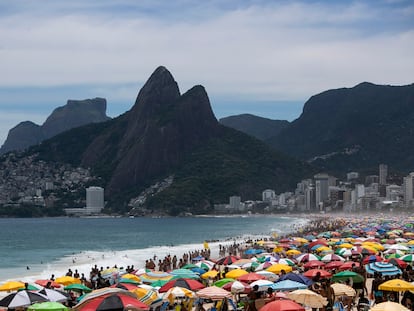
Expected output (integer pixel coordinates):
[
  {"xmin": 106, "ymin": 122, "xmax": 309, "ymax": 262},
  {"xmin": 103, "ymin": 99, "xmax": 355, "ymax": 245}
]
[
  {"xmin": 150, "ymin": 279, "xmax": 169, "ymax": 287},
  {"xmin": 213, "ymin": 278, "xmax": 235, "ymax": 287},
  {"xmin": 64, "ymin": 283, "xmax": 92, "ymax": 293},
  {"xmin": 332, "ymin": 271, "xmax": 364, "ymax": 283},
  {"xmin": 28, "ymin": 302, "xmax": 68, "ymax": 311}
]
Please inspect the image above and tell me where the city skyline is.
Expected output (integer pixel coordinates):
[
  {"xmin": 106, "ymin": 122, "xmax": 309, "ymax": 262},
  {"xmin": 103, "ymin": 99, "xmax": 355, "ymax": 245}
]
[{"xmin": 0, "ymin": 0, "xmax": 413, "ymax": 145}]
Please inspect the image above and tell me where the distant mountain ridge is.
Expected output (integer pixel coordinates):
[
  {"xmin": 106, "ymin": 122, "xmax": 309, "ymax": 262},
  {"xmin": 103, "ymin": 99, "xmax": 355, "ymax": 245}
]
[
  {"xmin": 0, "ymin": 98, "xmax": 110, "ymax": 154},
  {"xmin": 30, "ymin": 66, "xmax": 312, "ymax": 214},
  {"xmin": 219, "ymin": 114, "xmax": 289, "ymax": 141},
  {"xmin": 268, "ymin": 82, "xmax": 414, "ymax": 173}
]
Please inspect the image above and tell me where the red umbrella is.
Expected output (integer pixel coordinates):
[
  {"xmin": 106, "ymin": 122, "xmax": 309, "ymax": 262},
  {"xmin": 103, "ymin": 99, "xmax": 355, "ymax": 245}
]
[
  {"xmin": 222, "ymin": 281, "xmax": 251, "ymax": 293},
  {"xmin": 236, "ymin": 272, "xmax": 267, "ymax": 283},
  {"xmin": 362, "ymin": 255, "xmax": 383, "ymax": 265},
  {"xmin": 387, "ymin": 258, "xmax": 408, "ymax": 269},
  {"xmin": 303, "ymin": 269, "xmax": 332, "ymax": 279},
  {"xmin": 324, "ymin": 261, "xmax": 344, "ymax": 270},
  {"xmin": 304, "ymin": 260, "xmax": 325, "ymax": 269},
  {"xmin": 216, "ymin": 255, "xmax": 240, "ymax": 265},
  {"xmin": 158, "ymin": 278, "xmax": 205, "ymax": 293},
  {"xmin": 339, "ymin": 261, "xmax": 360, "ymax": 271},
  {"xmin": 308, "ymin": 239, "xmax": 328, "ymax": 249},
  {"xmin": 35, "ymin": 279, "xmax": 61, "ymax": 289},
  {"xmin": 74, "ymin": 293, "xmax": 149, "ymax": 311},
  {"xmin": 259, "ymin": 299, "xmax": 305, "ymax": 311}
]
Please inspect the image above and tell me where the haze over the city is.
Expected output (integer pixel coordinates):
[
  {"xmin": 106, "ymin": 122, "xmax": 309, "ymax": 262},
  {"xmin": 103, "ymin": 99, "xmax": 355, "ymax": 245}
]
[{"xmin": 0, "ymin": 0, "xmax": 413, "ymax": 145}]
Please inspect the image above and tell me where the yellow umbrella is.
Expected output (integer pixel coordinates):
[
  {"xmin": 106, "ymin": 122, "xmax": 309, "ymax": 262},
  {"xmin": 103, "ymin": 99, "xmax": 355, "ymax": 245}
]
[
  {"xmin": 370, "ymin": 301, "xmax": 409, "ymax": 311},
  {"xmin": 201, "ymin": 270, "xmax": 219, "ymax": 279},
  {"xmin": 225, "ymin": 269, "xmax": 248, "ymax": 279},
  {"xmin": 293, "ymin": 237, "xmax": 308, "ymax": 244},
  {"xmin": 287, "ymin": 289, "xmax": 328, "ymax": 309},
  {"xmin": 315, "ymin": 246, "xmax": 331, "ymax": 252},
  {"xmin": 407, "ymin": 240, "xmax": 414, "ymax": 245},
  {"xmin": 0, "ymin": 281, "xmax": 26, "ymax": 291},
  {"xmin": 378, "ymin": 279, "xmax": 414, "ymax": 291},
  {"xmin": 286, "ymin": 249, "xmax": 301, "ymax": 256},
  {"xmin": 162, "ymin": 286, "xmax": 195, "ymax": 304},
  {"xmin": 130, "ymin": 287, "xmax": 159, "ymax": 305},
  {"xmin": 121, "ymin": 273, "xmax": 141, "ymax": 282},
  {"xmin": 339, "ymin": 243, "xmax": 353, "ymax": 249},
  {"xmin": 266, "ymin": 264, "xmax": 292, "ymax": 274},
  {"xmin": 273, "ymin": 247, "xmax": 284, "ymax": 253},
  {"xmin": 55, "ymin": 276, "xmax": 81, "ymax": 286}
]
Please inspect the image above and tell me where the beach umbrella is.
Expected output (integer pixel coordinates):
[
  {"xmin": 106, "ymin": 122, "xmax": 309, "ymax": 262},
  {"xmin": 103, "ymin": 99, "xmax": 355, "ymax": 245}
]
[
  {"xmin": 249, "ymin": 280, "xmax": 274, "ymax": 291},
  {"xmin": 158, "ymin": 278, "xmax": 205, "ymax": 293},
  {"xmin": 266, "ymin": 263, "xmax": 292, "ymax": 274},
  {"xmin": 286, "ymin": 289, "xmax": 328, "ymax": 308},
  {"xmin": 270, "ymin": 280, "xmax": 307, "ymax": 291},
  {"xmin": 254, "ymin": 261, "xmax": 274, "ymax": 271},
  {"xmin": 321, "ymin": 254, "xmax": 345, "ymax": 262},
  {"xmin": 338, "ymin": 261, "xmax": 360, "ymax": 271},
  {"xmin": 201, "ymin": 270, "xmax": 219, "ymax": 279},
  {"xmin": 37, "ymin": 288, "xmax": 69, "ymax": 302},
  {"xmin": 170, "ymin": 269, "xmax": 200, "ymax": 279},
  {"xmin": 362, "ymin": 255, "xmax": 383, "ymax": 264},
  {"xmin": 378, "ymin": 279, "xmax": 414, "ymax": 291},
  {"xmin": 76, "ymin": 288, "xmax": 135, "ymax": 304},
  {"xmin": 259, "ymin": 299, "xmax": 305, "ymax": 311},
  {"xmin": 64, "ymin": 283, "xmax": 92, "ymax": 293},
  {"xmin": 35, "ymin": 280, "xmax": 62, "ymax": 289},
  {"xmin": 73, "ymin": 292, "xmax": 149, "ymax": 311},
  {"xmin": 111, "ymin": 282, "xmax": 138, "ymax": 291},
  {"xmin": 286, "ymin": 249, "xmax": 301, "ymax": 256},
  {"xmin": 330, "ymin": 283, "xmax": 356, "ymax": 297},
  {"xmin": 388, "ymin": 258, "xmax": 408, "ymax": 269},
  {"xmin": 278, "ymin": 272, "xmax": 313, "ymax": 286},
  {"xmin": 162, "ymin": 287, "xmax": 196, "ymax": 304},
  {"xmin": 255, "ymin": 271, "xmax": 278, "ymax": 281},
  {"xmin": 0, "ymin": 280, "xmax": 26, "ymax": 291},
  {"xmin": 0, "ymin": 290, "xmax": 49, "ymax": 308},
  {"xmin": 130, "ymin": 287, "xmax": 159, "ymax": 306},
  {"xmin": 139, "ymin": 271, "xmax": 173, "ymax": 284},
  {"xmin": 365, "ymin": 261, "xmax": 402, "ymax": 276},
  {"xmin": 304, "ymin": 260, "xmax": 325, "ymax": 269},
  {"xmin": 295, "ymin": 253, "xmax": 320, "ymax": 263},
  {"xmin": 216, "ymin": 255, "xmax": 240, "ymax": 265},
  {"xmin": 278, "ymin": 258, "xmax": 296, "ymax": 266},
  {"xmin": 369, "ymin": 301, "xmax": 409, "ymax": 311},
  {"xmin": 225, "ymin": 268, "xmax": 248, "ymax": 279},
  {"xmin": 55, "ymin": 276, "xmax": 81, "ymax": 286},
  {"xmin": 196, "ymin": 286, "xmax": 232, "ymax": 300},
  {"xmin": 120, "ymin": 273, "xmax": 141, "ymax": 282},
  {"xmin": 195, "ymin": 260, "xmax": 215, "ymax": 270},
  {"xmin": 400, "ymin": 254, "xmax": 414, "ymax": 262},
  {"xmin": 236, "ymin": 272, "xmax": 266, "ymax": 283},
  {"xmin": 303, "ymin": 269, "xmax": 332, "ymax": 279},
  {"xmin": 117, "ymin": 278, "xmax": 140, "ymax": 285},
  {"xmin": 332, "ymin": 271, "xmax": 364, "ymax": 283},
  {"xmin": 222, "ymin": 281, "xmax": 251, "ymax": 294},
  {"xmin": 28, "ymin": 302, "xmax": 69, "ymax": 311},
  {"xmin": 213, "ymin": 278, "xmax": 235, "ymax": 288},
  {"xmin": 324, "ymin": 261, "xmax": 344, "ymax": 270}
]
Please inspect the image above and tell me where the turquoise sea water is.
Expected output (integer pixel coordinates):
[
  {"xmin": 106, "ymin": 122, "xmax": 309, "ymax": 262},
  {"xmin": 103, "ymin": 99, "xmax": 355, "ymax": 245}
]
[{"xmin": 0, "ymin": 215, "xmax": 307, "ymax": 283}]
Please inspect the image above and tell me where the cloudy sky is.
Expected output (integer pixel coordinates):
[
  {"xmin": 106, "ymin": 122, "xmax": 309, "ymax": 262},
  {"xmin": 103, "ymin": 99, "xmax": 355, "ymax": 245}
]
[{"xmin": 0, "ymin": 0, "xmax": 413, "ymax": 145}]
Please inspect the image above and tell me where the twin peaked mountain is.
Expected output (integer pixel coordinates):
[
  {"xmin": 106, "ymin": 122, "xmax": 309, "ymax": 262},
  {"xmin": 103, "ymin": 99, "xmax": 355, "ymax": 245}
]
[{"xmin": 33, "ymin": 66, "xmax": 310, "ymax": 213}]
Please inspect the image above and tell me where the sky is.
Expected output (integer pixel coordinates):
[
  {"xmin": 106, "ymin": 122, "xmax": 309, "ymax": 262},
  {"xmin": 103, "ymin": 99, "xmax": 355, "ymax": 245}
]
[{"xmin": 0, "ymin": 0, "xmax": 413, "ymax": 146}]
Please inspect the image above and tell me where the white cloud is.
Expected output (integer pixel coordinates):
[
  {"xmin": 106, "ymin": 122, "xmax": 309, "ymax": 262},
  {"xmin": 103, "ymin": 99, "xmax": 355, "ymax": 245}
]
[{"xmin": 0, "ymin": 0, "xmax": 413, "ymax": 143}]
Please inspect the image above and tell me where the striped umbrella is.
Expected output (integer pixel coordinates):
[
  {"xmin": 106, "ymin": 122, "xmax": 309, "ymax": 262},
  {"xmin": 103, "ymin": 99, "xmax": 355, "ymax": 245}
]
[
  {"xmin": 130, "ymin": 287, "xmax": 160, "ymax": 306},
  {"xmin": 196, "ymin": 286, "xmax": 232, "ymax": 301},
  {"xmin": 365, "ymin": 261, "xmax": 402, "ymax": 276}
]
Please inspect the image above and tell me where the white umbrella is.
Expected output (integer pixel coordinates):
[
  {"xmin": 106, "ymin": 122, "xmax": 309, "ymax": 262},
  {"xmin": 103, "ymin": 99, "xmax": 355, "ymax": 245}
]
[
  {"xmin": 37, "ymin": 288, "xmax": 69, "ymax": 302},
  {"xmin": 250, "ymin": 280, "xmax": 274, "ymax": 291},
  {"xmin": 287, "ymin": 289, "xmax": 328, "ymax": 308},
  {"xmin": 0, "ymin": 290, "xmax": 49, "ymax": 308}
]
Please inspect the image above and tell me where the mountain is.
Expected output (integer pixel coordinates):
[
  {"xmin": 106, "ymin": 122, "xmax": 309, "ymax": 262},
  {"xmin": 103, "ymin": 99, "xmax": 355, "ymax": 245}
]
[
  {"xmin": 0, "ymin": 98, "xmax": 110, "ymax": 154},
  {"xmin": 30, "ymin": 66, "xmax": 313, "ymax": 214},
  {"xmin": 268, "ymin": 82, "xmax": 414, "ymax": 174},
  {"xmin": 219, "ymin": 114, "xmax": 289, "ymax": 140}
]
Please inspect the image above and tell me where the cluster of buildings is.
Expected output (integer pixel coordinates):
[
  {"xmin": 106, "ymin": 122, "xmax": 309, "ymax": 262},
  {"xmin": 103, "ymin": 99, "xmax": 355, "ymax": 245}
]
[{"xmin": 217, "ymin": 164, "xmax": 414, "ymax": 214}]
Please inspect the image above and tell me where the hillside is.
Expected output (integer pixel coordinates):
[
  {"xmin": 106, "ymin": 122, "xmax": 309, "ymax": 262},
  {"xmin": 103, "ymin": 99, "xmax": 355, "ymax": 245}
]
[
  {"xmin": 219, "ymin": 114, "xmax": 289, "ymax": 141},
  {"xmin": 268, "ymin": 82, "xmax": 414, "ymax": 174},
  {"xmin": 29, "ymin": 66, "xmax": 313, "ymax": 214}
]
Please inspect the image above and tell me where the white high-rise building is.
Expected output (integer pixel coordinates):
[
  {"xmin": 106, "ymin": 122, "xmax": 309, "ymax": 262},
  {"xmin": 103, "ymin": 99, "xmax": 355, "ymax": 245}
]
[
  {"xmin": 404, "ymin": 173, "xmax": 414, "ymax": 209},
  {"xmin": 262, "ymin": 189, "xmax": 276, "ymax": 202},
  {"xmin": 86, "ymin": 186, "xmax": 104, "ymax": 213},
  {"xmin": 314, "ymin": 173, "xmax": 329, "ymax": 205},
  {"xmin": 379, "ymin": 164, "xmax": 388, "ymax": 186}
]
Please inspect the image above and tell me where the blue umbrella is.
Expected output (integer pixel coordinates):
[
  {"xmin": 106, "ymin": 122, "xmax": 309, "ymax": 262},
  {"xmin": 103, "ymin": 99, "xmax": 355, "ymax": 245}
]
[
  {"xmin": 270, "ymin": 280, "xmax": 308, "ymax": 291},
  {"xmin": 278, "ymin": 272, "xmax": 313, "ymax": 286},
  {"xmin": 365, "ymin": 262, "xmax": 402, "ymax": 276}
]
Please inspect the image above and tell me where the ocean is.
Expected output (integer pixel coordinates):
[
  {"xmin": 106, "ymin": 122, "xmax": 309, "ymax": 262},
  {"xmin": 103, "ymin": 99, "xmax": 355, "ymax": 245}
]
[{"xmin": 0, "ymin": 215, "xmax": 307, "ymax": 285}]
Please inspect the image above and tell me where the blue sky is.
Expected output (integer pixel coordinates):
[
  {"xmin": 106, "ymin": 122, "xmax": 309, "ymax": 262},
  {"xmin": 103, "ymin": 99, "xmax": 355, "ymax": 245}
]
[{"xmin": 0, "ymin": 0, "xmax": 413, "ymax": 145}]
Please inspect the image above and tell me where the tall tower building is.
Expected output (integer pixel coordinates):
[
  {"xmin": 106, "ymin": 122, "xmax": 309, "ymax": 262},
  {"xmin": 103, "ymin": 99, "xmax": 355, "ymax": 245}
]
[
  {"xmin": 86, "ymin": 186, "xmax": 104, "ymax": 213},
  {"xmin": 314, "ymin": 173, "xmax": 329, "ymax": 206},
  {"xmin": 379, "ymin": 164, "xmax": 388, "ymax": 186},
  {"xmin": 404, "ymin": 173, "xmax": 414, "ymax": 209}
]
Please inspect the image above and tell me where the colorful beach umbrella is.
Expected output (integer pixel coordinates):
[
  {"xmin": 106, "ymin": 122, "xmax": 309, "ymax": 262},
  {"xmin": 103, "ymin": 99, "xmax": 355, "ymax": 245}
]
[
  {"xmin": 266, "ymin": 263, "xmax": 292, "ymax": 274},
  {"xmin": 73, "ymin": 292, "xmax": 149, "ymax": 311},
  {"xmin": 35, "ymin": 280, "xmax": 62, "ymax": 289},
  {"xmin": 55, "ymin": 276, "xmax": 81, "ymax": 286},
  {"xmin": 236, "ymin": 272, "xmax": 266, "ymax": 283},
  {"xmin": 158, "ymin": 278, "xmax": 205, "ymax": 293},
  {"xmin": 303, "ymin": 269, "xmax": 332, "ymax": 279},
  {"xmin": 222, "ymin": 281, "xmax": 251, "ymax": 294},
  {"xmin": 287, "ymin": 289, "xmax": 328, "ymax": 309},
  {"xmin": 365, "ymin": 261, "xmax": 402, "ymax": 276},
  {"xmin": 213, "ymin": 278, "xmax": 235, "ymax": 288},
  {"xmin": 0, "ymin": 290, "xmax": 49, "ymax": 308},
  {"xmin": 201, "ymin": 270, "xmax": 219, "ymax": 279},
  {"xmin": 378, "ymin": 279, "xmax": 414, "ymax": 291},
  {"xmin": 216, "ymin": 255, "xmax": 240, "ymax": 265},
  {"xmin": 259, "ymin": 299, "xmax": 305, "ymax": 311},
  {"xmin": 0, "ymin": 280, "xmax": 27, "ymax": 291},
  {"xmin": 170, "ymin": 269, "xmax": 199, "ymax": 279},
  {"xmin": 270, "ymin": 280, "xmax": 307, "ymax": 291},
  {"xmin": 278, "ymin": 272, "xmax": 313, "ymax": 286},
  {"xmin": 130, "ymin": 287, "xmax": 159, "ymax": 306},
  {"xmin": 332, "ymin": 271, "xmax": 364, "ymax": 283},
  {"xmin": 37, "ymin": 288, "xmax": 69, "ymax": 303},
  {"xmin": 296, "ymin": 253, "xmax": 320, "ymax": 263},
  {"xmin": 225, "ymin": 269, "xmax": 248, "ymax": 279},
  {"xmin": 28, "ymin": 302, "xmax": 69, "ymax": 311},
  {"xmin": 64, "ymin": 283, "xmax": 92, "ymax": 293},
  {"xmin": 321, "ymin": 254, "xmax": 345, "ymax": 262},
  {"xmin": 196, "ymin": 286, "xmax": 232, "ymax": 300},
  {"xmin": 162, "ymin": 287, "xmax": 196, "ymax": 304}
]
